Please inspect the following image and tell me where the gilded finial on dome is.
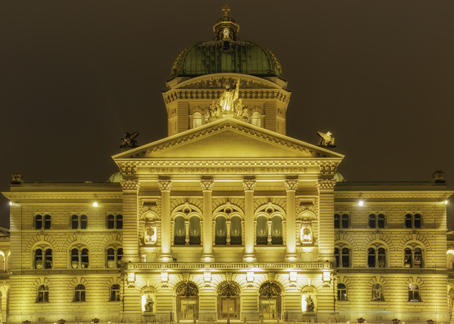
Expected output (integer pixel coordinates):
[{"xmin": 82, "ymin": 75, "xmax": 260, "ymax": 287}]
[{"xmin": 222, "ymin": 5, "xmax": 230, "ymax": 15}]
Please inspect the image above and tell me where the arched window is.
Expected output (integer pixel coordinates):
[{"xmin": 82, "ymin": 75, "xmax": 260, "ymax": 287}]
[
  {"xmin": 107, "ymin": 214, "xmax": 123, "ymax": 229},
  {"xmin": 71, "ymin": 215, "xmax": 78, "ymax": 229},
  {"xmin": 368, "ymin": 247, "xmax": 387, "ymax": 268},
  {"xmin": 251, "ymin": 112, "xmax": 261, "ymax": 127},
  {"xmin": 37, "ymin": 285, "xmax": 49, "ymax": 303},
  {"xmin": 70, "ymin": 248, "xmax": 89, "ymax": 269},
  {"xmin": 342, "ymin": 214, "xmax": 349, "ymax": 229},
  {"xmin": 35, "ymin": 215, "xmax": 43, "ymax": 230},
  {"xmin": 217, "ymin": 282, "xmax": 241, "ymax": 318},
  {"xmin": 378, "ymin": 214, "xmax": 385, "ymax": 228},
  {"xmin": 337, "ymin": 283, "xmax": 347, "ymax": 301},
  {"xmin": 369, "ymin": 214, "xmax": 376, "ymax": 228},
  {"xmin": 174, "ymin": 216, "xmax": 186, "ymax": 245},
  {"xmin": 408, "ymin": 284, "xmax": 421, "ymax": 302},
  {"xmin": 110, "ymin": 284, "xmax": 120, "ymax": 301},
  {"xmin": 372, "ymin": 284, "xmax": 383, "ymax": 301},
  {"xmin": 74, "ymin": 284, "xmax": 85, "ymax": 302},
  {"xmin": 404, "ymin": 247, "xmax": 423, "ymax": 268},
  {"xmin": 71, "ymin": 214, "xmax": 88, "ymax": 230},
  {"xmin": 256, "ymin": 216, "xmax": 268, "ymax": 245},
  {"xmin": 193, "ymin": 112, "xmax": 202, "ymax": 128},
  {"xmin": 34, "ymin": 248, "xmax": 53, "ymax": 269},
  {"xmin": 44, "ymin": 215, "xmax": 51, "ymax": 229},
  {"xmin": 106, "ymin": 247, "xmax": 123, "ymax": 268},
  {"xmin": 230, "ymin": 216, "xmax": 242, "ymax": 245},
  {"xmin": 189, "ymin": 217, "xmax": 201, "ymax": 245},
  {"xmin": 341, "ymin": 248, "xmax": 350, "ymax": 267},
  {"xmin": 271, "ymin": 216, "xmax": 282, "ymax": 245},
  {"xmin": 405, "ymin": 213, "xmax": 422, "ymax": 229},
  {"xmin": 215, "ymin": 217, "xmax": 227, "ymax": 245},
  {"xmin": 334, "ymin": 214, "xmax": 340, "ymax": 229}
]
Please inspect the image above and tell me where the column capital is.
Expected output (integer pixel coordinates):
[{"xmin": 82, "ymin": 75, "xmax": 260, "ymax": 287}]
[
  {"xmin": 158, "ymin": 179, "xmax": 172, "ymax": 192},
  {"xmin": 284, "ymin": 178, "xmax": 299, "ymax": 191},
  {"xmin": 200, "ymin": 178, "xmax": 214, "ymax": 192},
  {"xmin": 242, "ymin": 178, "xmax": 256, "ymax": 192},
  {"xmin": 120, "ymin": 179, "xmax": 140, "ymax": 191},
  {"xmin": 316, "ymin": 179, "xmax": 337, "ymax": 191}
]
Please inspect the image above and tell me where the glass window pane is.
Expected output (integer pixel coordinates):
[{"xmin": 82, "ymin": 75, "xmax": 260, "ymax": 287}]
[
  {"xmin": 107, "ymin": 215, "xmax": 115, "ymax": 229},
  {"xmin": 116, "ymin": 215, "xmax": 123, "ymax": 229},
  {"xmin": 334, "ymin": 214, "xmax": 340, "ymax": 229},
  {"xmin": 174, "ymin": 216, "xmax": 186, "ymax": 245},
  {"xmin": 369, "ymin": 214, "xmax": 376, "ymax": 229},
  {"xmin": 215, "ymin": 217, "xmax": 227, "ymax": 245},
  {"xmin": 405, "ymin": 214, "xmax": 412, "ymax": 228},
  {"xmin": 368, "ymin": 248, "xmax": 376, "ymax": 267},
  {"xmin": 189, "ymin": 217, "xmax": 201, "ymax": 245},
  {"xmin": 256, "ymin": 216, "xmax": 268, "ymax": 245},
  {"xmin": 36, "ymin": 215, "xmax": 42, "ymax": 230},
  {"xmin": 271, "ymin": 216, "xmax": 282, "ymax": 245},
  {"xmin": 72, "ymin": 215, "xmax": 78, "ymax": 229},
  {"xmin": 342, "ymin": 214, "xmax": 349, "ymax": 228},
  {"xmin": 378, "ymin": 214, "xmax": 385, "ymax": 228},
  {"xmin": 230, "ymin": 216, "xmax": 242, "ymax": 245},
  {"xmin": 414, "ymin": 214, "xmax": 421, "ymax": 228},
  {"xmin": 81, "ymin": 215, "xmax": 87, "ymax": 229},
  {"xmin": 44, "ymin": 215, "xmax": 51, "ymax": 229}
]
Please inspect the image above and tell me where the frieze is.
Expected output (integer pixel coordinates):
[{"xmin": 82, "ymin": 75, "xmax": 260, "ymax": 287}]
[
  {"xmin": 150, "ymin": 166, "xmax": 310, "ymax": 175},
  {"xmin": 163, "ymin": 89, "xmax": 290, "ymax": 105},
  {"xmin": 127, "ymin": 262, "xmax": 330, "ymax": 270},
  {"xmin": 177, "ymin": 77, "xmax": 276, "ymax": 90}
]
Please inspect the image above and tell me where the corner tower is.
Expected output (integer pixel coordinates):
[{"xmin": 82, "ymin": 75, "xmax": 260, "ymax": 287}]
[{"xmin": 163, "ymin": 7, "xmax": 291, "ymax": 136}]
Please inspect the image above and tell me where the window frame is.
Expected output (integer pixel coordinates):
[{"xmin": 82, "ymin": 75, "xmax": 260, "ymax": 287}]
[
  {"xmin": 69, "ymin": 247, "xmax": 90, "ymax": 269},
  {"xmin": 334, "ymin": 213, "xmax": 350, "ymax": 229},
  {"xmin": 107, "ymin": 214, "xmax": 123, "ymax": 230},
  {"xmin": 34, "ymin": 247, "xmax": 53, "ymax": 269},
  {"xmin": 334, "ymin": 246, "xmax": 351, "ymax": 268},
  {"xmin": 337, "ymin": 283, "xmax": 348, "ymax": 301},
  {"xmin": 74, "ymin": 284, "xmax": 86, "ymax": 302},
  {"xmin": 405, "ymin": 213, "xmax": 422, "ymax": 229},
  {"xmin": 71, "ymin": 214, "xmax": 88, "ymax": 230},
  {"xmin": 106, "ymin": 247, "xmax": 123, "ymax": 268},
  {"xmin": 403, "ymin": 247, "xmax": 424, "ymax": 268},
  {"xmin": 408, "ymin": 283, "xmax": 421, "ymax": 302},
  {"xmin": 367, "ymin": 246, "xmax": 387, "ymax": 268},
  {"xmin": 36, "ymin": 285, "xmax": 49, "ymax": 303},
  {"xmin": 110, "ymin": 284, "xmax": 121, "ymax": 301}
]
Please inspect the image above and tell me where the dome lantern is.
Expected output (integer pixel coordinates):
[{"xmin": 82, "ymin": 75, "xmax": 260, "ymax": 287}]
[{"xmin": 213, "ymin": 5, "xmax": 240, "ymax": 51}]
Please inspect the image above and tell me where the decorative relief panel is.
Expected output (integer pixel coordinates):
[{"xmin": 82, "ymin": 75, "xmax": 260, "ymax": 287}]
[
  {"xmin": 316, "ymin": 179, "xmax": 336, "ymax": 190},
  {"xmin": 177, "ymin": 77, "xmax": 276, "ymax": 90}
]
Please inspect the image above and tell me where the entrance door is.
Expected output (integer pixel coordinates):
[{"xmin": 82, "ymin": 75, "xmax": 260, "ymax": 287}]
[
  {"xmin": 180, "ymin": 298, "xmax": 198, "ymax": 320},
  {"xmin": 219, "ymin": 297, "xmax": 238, "ymax": 319},
  {"xmin": 260, "ymin": 298, "xmax": 278, "ymax": 319}
]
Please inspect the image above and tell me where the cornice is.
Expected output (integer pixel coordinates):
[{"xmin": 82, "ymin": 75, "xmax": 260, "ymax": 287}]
[
  {"xmin": 3, "ymin": 192, "xmax": 123, "ymax": 200},
  {"xmin": 334, "ymin": 192, "xmax": 453, "ymax": 199}
]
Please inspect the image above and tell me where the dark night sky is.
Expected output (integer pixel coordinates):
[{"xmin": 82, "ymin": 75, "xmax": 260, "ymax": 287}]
[{"xmin": 1, "ymin": 1, "xmax": 453, "ymax": 228}]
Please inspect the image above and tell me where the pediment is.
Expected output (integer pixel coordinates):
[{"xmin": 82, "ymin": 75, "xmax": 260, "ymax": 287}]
[{"xmin": 113, "ymin": 118, "xmax": 343, "ymax": 161}]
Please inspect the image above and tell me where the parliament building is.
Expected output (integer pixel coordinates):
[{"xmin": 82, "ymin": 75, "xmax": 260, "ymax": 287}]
[{"xmin": 2, "ymin": 7, "xmax": 454, "ymax": 324}]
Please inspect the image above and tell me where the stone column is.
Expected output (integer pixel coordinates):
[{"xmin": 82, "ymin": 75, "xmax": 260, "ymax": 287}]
[
  {"xmin": 121, "ymin": 179, "xmax": 140, "ymax": 263},
  {"xmin": 201, "ymin": 178, "xmax": 215, "ymax": 262},
  {"xmin": 158, "ymin": 179, "xmax": 173, "ymax": 262},
  {"xmin": 243, "ymin": 178, "xmax": 257, "ymax": 262},
  {"xmin": 226, "ymin": 220, "xmax": 231, "ymax": 245},
  {"xmin": 285, "ymin": 178, "xmax": 299, "ymax": 261},
  {"xmin": 316, "ymin": 179, "xmax": 337, "ymax": 262}
]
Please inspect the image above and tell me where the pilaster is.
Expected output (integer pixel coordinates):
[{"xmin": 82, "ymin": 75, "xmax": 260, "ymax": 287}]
[
  {"xmin": 316, "ymin": 179, "xmax": 336, "ymax": 262},
  {"xmin": 285, "ymin": 178, "xmax": 298, "ymax": 261},
  {"xmin": 121, "ymin": 179, "xmax": 140, "ymax": 263},
  {"xmin": 243, "ymin": 178, "xmax": 257, "ymax": 262},
  {"xmin": 200, "ymin": 178, "xmax": 215, "ymax": 262},
  {"xmin": 158, "ymin": 179, "xmax": 173, "ymax": 262}
]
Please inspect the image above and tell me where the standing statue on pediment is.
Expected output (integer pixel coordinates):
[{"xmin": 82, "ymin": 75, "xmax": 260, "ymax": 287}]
[{"xmin": 218, "ymin": 77, "xmax": 240, "ymax": 113}]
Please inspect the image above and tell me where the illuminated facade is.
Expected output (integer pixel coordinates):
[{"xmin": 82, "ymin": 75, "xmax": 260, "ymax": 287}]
[{"xmin": 2, "ymin": 7, "xmax": 453, "ymax": 324}]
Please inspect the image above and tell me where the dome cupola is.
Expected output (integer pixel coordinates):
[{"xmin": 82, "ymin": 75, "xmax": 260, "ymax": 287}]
[{"xmin": 170, "ymin": 6, "xmax": 283, "ymax": 80}]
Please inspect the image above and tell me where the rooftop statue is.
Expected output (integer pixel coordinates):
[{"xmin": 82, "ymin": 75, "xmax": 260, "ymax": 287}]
[
  {"xmin": 218, "ymin": 77, "xmax": 240, "ymax": 113},
  {"xmin": 317, "ymin": 131, "xmax": 336, "ymax": 148},
  {"xmin": 120, "ymin": 132, "xmax": 139, "ymax": 149}
]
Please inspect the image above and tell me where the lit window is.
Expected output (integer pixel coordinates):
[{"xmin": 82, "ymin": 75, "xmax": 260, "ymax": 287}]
[
  {"xmin": 408, "ymin": 284, "xmax": 421, "ymax": 302},
  {"xmin": 110, "ymin": 284, "xmax": 120, "ymax": 301},
  {"xmin": 404, "ymin": 247, "xmax": 423, "ymax": 268},
  {"xmin": 251, "ymin": 112, "xmax": 261, "ymax": 127},
  {"xmin": 337, "ymin": 283, "xmax": 347, "ymax": 301},
  {"xmin": 36, "ymin": 285, "xmax": 49, "ymax": 303},
  {"xmin": 74, "ymin": 284, "xmax": 85, "ymax": 302},
  {"xmin": 193, "ymin": 112, "xmax": 202, "ymax": 128}
]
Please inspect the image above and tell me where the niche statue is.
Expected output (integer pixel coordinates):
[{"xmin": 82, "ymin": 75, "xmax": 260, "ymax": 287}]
[
  {"xmin": 145, "ymin": 295, "xmax": 154, "ymax": 312},
  {"xmin": 305, "ymin": 295, "xmax": 315, "ymax": 312}
]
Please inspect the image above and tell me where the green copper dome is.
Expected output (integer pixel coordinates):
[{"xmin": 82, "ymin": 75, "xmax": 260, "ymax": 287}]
[{"xmin": 170, "ymin": 7, "xmax": 283, "ymax": 79}]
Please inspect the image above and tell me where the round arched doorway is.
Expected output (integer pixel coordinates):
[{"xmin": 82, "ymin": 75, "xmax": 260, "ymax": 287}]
[
  {"xmin": 217, "ymin": 282, "xmax": 241, "ymax": 319},
  {"xmin": 259, "ymin": 282, "xmax": 281, "ymax": 320},
  {"xmin": 176, "ymin": 282, "xmax": 199, "ymax": 320}
]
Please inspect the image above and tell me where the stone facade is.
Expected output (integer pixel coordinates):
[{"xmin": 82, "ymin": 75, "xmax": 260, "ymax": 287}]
[{"xmin": 1, "ymin": 8, "xmax": 453, "ymax": 324}]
